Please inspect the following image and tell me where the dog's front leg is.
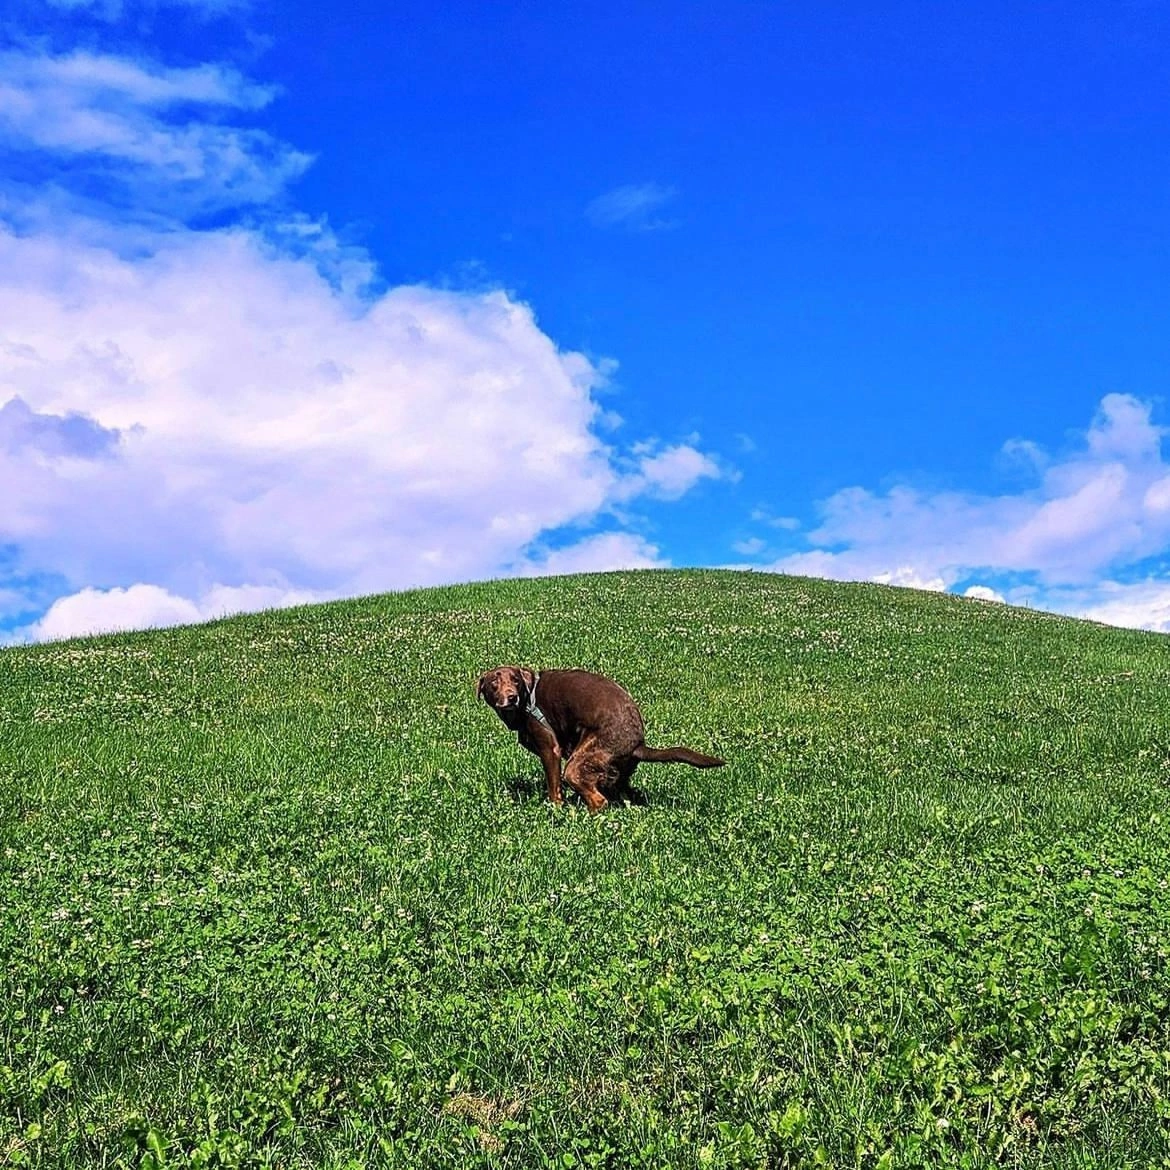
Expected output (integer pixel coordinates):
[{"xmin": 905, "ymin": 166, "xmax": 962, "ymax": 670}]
[
  {"xmin": 520, "ymin": 719, "xmax": 563, "ymax": 805},
  {"xmin": 538, "ymin": 747, "xmax": 564, "ymax": 804}
]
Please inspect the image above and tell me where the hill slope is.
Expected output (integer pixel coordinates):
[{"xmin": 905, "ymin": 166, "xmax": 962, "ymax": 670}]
[{"xmin": 2, "ymin": 569, "xmax": 1169, "ymax": 1168}]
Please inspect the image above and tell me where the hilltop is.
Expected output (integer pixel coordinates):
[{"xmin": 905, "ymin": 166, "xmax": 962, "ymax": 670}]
[{"xmin": 2, "ymin": 570, "xmax": 1168, "ymax": 1167}]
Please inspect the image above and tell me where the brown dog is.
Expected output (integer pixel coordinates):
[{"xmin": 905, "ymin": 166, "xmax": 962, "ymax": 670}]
[{"xmin": 477, "ymin": 666, "xmax": 725, "ymax": 811}]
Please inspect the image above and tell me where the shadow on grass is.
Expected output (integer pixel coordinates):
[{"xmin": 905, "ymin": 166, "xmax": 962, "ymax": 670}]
[
  {"xmin": 503, "ymin": 773, "xmax": 654, "ymax": 809},
  {"xmin": 503, "ymin": 773, "xmax": 541, "ymax": 803}
]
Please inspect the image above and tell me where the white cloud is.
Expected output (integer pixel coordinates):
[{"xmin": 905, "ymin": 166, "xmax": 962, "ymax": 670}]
[
  {"xmin": 1000, "ymin": 437, "xmax": 1047, "ymax": 472},
  {"xmin": 0, "ymin": 21, "xmax": 726, "ymax": 643},
  {"xmin": 585, "ymin": 183, "xmax": 678, "ymax": 231},
  {"xmin": 754, "ymin": 394, "xmax": 1170, "ymax": 630},
  {"xmin": 1065, "ymin": 580, "xmax": 1170, "ymax": 633},
  {"xmin": 618, "ymin": 442, "xmax": 723, "ymax": 501},
  {"xmin": 733, "ymin": 537, "xmax": 765, "ymax": 556},
  {"xmin": 28, "ymin": 585, "xmax": 201, "ymax": 641},
  {"xmin": 750, "ymin": 508, "xmax": 800, "ymax": 530},
  {"xmin": 767, "ymin": 395, "xmax": 1170, "ymax": 590},
  {"xmin": 0, "ymin": 396, "xmax": 122, "ymax": 459},
  {"xmin": 0, "ymin": 49, "xmax": 310, "ymax": 214},
  {"xmin": 516, "ymin": 532, "xmax": 666, "ymax": 578},
  {"xmin": 963, "ymin": 585, "xmax": 1006, "ymax": 604},
  {"xmin": 0, "ymin": 218, "xmax": 717, "ymax": 640},
  {"xmin": 1142, "ymin": 474, "xmax": 1170, "ymax": 515},
  {"xmin": 0, "ymin": 49, "xmax": 272, "ymax": 110},
  {"xmin": 1085, "ymin": 392, "xmax": 1164, "ymax": 460},
  {"xmin": 23, "ymin": 581, "xmax": 315, "ymax": 642},
  {"xmin": 870, "ymin": 567, "xmax": 947, "ymax": 593},
  {"xmin": 19, "ymin": 533, "xmax": 667, "ymax": 642}
]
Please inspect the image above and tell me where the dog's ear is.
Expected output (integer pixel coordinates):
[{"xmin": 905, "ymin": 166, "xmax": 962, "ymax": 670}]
[
  {"xmin": 517, "ymin": 667, "xmax": 536, "ymax": 693},
  {"xmin": 476, "ymin": 672, "xmax": 488, "ymax": 699}
]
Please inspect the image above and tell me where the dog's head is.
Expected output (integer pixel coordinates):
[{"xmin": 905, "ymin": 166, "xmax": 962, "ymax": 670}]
[{"xmin": 476, "ymin": 665, "xmax": 536, "ymax": 713}]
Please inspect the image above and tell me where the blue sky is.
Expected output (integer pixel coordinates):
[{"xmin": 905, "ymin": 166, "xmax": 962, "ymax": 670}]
[{"xmin": 2, "ymin": 0, "xmax": 1170, "ymax": 638}]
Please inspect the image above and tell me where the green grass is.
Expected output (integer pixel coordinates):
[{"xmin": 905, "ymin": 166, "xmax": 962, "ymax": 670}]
[{"xmin": 1, "ymin": 569, "xmax": 1169, "ymax": 1168}]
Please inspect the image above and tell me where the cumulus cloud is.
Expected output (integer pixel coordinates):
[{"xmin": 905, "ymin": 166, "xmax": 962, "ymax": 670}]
[
  {"xmin": 753, "ymin": 394, "xmax": 1170, "ymax": 631},
  {"xmin": 23, "ymin": 586, "xmax": 202, "ymax": 642},
  {"xmin": 23, "ymin": 582, "xmax": 316, "ymax": 642},
  {"xmin": 964, "ymin": 585, "xmax": 1007, "ymax": 604},
  {"xmin": 869, "ymin": 567, "xmax": 947, "ymax": 593},
  {"xmin": 0, "ymin": 48, "xmax": 311, "ymax": 215},
  {"xmin": 768, "ymin": 395, "xmax": 1167, "ymax": 587},
  {"xmin": 515, "ymin": 532, "xmax": 666, "ymax": 578},
  {"xmin": 21, "ymin": 533, "xmax": 666, "ymax": 642},
  {"xmin": 0, "ymin": 219, "xmax": 718, "ymax": 641},
  {"xmin": 0, "ymin": 396, "xmax": 122, "ymax": 459},
  {"xmin": 616, "ymin": 442, "xmax": 723, "ymax": 501},
  {"xmin": 585, "ymin": 182, "xmax": 678, "ymax": 231},
  {"xmin": 0, "ymin": 21, "xmax": 725, "ymax": 643},
  {"xmin": 1065, "ymin": 580, "xmax": 1170, "ymax": 633}
]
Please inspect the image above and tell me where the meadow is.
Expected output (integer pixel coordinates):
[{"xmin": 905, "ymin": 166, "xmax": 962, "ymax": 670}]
[{"xmin": 1, "ymin": 569, "xmax": 1168, "ymax": 1168}]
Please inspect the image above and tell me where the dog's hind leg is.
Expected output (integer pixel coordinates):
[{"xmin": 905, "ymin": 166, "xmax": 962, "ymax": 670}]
[
  {"xmin": 562, "ymin": 747, "xmax": 610, "ymax": 813},
  {"xmin": 605, "ymin": 757, "xmax": 646, "ymax": 806}
]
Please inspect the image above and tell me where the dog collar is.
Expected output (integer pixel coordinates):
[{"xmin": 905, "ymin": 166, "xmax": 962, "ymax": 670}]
[{"xmin": 525, "ymin": 672, "xmax": 551, "ymax": 729}]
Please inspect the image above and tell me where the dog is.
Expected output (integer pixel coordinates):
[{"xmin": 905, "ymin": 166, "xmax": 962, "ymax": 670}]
[{"xmin": 477, "ymin": 665, "xmax": 725, "ymax": 811}]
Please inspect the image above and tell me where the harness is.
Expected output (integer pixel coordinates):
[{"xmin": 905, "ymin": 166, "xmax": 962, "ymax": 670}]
[
  {"xmin": 525, "ymin": 672, "xmax": 552, "ymax": 730},
  {"xmin": 520, "ymin": 673, "xmax": 572, "ymax": 760}
]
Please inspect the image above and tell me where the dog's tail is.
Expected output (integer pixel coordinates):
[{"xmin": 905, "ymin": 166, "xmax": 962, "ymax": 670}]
[{"xmin": 633, "ymin": 745, "xmax": 725, "ymax": 768}]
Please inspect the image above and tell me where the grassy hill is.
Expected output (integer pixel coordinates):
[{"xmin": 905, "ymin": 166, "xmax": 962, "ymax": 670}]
[{"xmin": 1, "ymin": 569, "xmax": 1168, "ymax": 1168}]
